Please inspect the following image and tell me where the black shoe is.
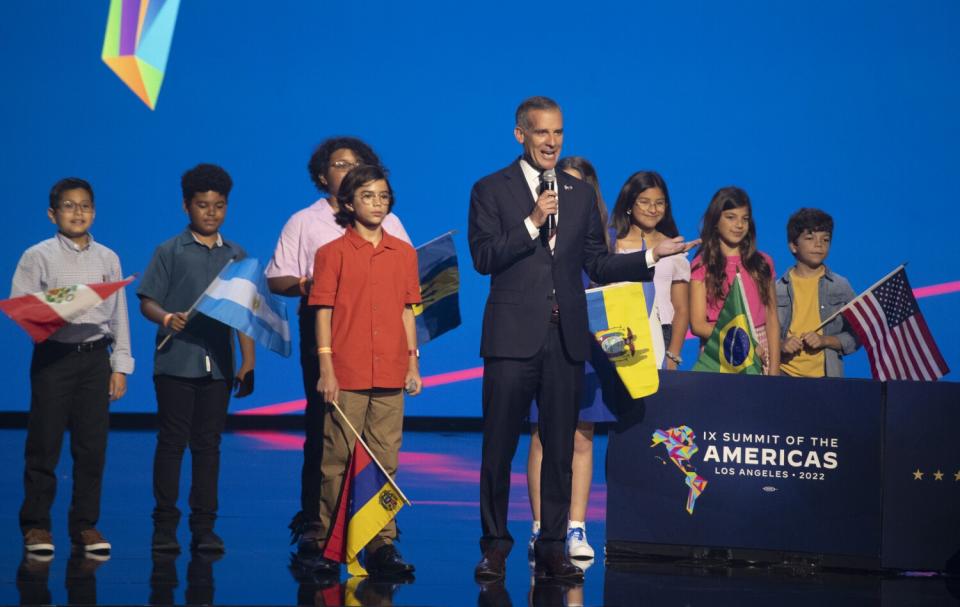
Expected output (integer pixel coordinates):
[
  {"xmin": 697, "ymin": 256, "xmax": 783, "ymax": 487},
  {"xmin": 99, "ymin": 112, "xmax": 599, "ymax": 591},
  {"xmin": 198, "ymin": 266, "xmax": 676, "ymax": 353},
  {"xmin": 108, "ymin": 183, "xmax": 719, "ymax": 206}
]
[
  {"xmin": 190, "ymin": 530, "xmax": 225, "ymax": 553},
  {"xmin": 297, "ymin": 523, "xmax": 325, "ymax": 554},
  {"xmin": 474, "ymin": 550, "xmax": 507, "ymax": 582},
  {"xmin": 152, "ymin": 528, "xmax": 180, "ymax": 553},
  {"xmin": 365, "ymin": 544, "xmax": 414, "ymax": 579},
  {"xmin": 533, "ymin": 545, "xmax": 584, "ymax": 582}
]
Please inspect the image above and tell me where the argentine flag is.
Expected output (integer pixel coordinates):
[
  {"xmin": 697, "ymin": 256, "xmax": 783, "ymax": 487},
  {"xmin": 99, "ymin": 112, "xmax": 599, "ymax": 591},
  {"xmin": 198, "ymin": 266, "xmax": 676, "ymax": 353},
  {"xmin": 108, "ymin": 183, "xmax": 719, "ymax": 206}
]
[{"xmin": 196, "ymin": 258, "xmax": 291, "ymax": 357}]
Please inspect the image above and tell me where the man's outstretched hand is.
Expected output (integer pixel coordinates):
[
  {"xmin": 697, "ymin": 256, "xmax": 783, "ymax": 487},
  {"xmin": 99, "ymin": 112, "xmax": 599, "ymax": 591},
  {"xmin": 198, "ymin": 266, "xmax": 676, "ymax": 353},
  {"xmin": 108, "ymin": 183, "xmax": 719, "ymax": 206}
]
[{"xmin": 652, "ymin": 236, "xmax": 701, "ymax": 262}]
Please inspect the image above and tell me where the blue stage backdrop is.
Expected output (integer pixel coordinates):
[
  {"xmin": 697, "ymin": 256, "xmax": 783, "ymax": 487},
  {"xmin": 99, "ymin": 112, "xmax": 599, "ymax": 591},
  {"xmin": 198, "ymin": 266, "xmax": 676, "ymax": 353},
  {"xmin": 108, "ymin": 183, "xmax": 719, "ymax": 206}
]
[{"xmin": 1, "ymin": 1, "xmax": 957, "ymax": 416}]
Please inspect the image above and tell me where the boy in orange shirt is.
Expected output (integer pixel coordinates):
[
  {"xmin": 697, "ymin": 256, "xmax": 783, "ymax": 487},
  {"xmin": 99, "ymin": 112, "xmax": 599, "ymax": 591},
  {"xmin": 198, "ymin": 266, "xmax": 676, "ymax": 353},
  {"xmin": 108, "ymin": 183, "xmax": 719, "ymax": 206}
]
[{"xmin": 308, "ymin": 165, "xmax": 421, "ymax": 579}]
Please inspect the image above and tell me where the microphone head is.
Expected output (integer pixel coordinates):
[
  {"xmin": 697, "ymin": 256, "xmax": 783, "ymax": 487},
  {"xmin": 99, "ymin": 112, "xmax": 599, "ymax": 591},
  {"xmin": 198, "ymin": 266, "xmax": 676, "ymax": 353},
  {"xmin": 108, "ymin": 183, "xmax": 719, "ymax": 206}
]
[{"xmin": 543, "ymin": 168, "xmax": 557, "ymax": 184}]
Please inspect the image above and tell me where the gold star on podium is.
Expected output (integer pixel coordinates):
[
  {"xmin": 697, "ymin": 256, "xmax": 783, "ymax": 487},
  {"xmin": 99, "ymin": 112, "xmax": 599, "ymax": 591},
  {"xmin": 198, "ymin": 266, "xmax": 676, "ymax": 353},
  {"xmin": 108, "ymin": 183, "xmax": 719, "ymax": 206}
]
[
  {"xmin": 912, "ymin": 469, "xmax": 924, "ymax": 480},
  {"xmin": 933, "ymin": 470, "xmax": 944, "ymax": 481}
]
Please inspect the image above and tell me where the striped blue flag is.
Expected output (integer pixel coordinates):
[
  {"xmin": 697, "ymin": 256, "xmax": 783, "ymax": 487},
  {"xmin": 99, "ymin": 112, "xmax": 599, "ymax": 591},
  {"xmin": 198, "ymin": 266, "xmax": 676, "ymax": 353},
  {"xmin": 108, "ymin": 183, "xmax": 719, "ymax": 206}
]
[
  {"xmin": 196, "ymin": 258, "xmax": 291, "ymax": 357},
  {"xmin": 414, "ymin": 232, "xmax": 461, "ymax": 344}
]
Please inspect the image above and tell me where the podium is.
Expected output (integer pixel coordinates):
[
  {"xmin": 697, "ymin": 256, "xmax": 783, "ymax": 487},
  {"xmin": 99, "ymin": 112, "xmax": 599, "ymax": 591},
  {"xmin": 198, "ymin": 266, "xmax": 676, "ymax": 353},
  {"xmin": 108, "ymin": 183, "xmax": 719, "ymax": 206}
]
[{"xmin": 605, "ymin": 372, "xmax": 960, "ymax": 572}]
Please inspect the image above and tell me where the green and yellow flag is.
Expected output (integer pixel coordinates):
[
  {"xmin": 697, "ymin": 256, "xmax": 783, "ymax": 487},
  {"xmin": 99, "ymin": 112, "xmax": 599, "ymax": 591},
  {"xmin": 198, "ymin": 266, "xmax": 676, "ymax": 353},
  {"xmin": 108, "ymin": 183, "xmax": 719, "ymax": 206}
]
[{"xmin": 692, "ymin": 274, "xmax": 763, "ymax": 374}]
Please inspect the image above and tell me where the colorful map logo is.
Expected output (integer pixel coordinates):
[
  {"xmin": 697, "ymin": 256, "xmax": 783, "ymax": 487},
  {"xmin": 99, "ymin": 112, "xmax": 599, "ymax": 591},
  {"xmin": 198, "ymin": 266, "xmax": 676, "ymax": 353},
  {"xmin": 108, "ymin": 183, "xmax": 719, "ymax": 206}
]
[{"xmin": 652, "ymin": 425, "xmax": 709, "ymax": 514}]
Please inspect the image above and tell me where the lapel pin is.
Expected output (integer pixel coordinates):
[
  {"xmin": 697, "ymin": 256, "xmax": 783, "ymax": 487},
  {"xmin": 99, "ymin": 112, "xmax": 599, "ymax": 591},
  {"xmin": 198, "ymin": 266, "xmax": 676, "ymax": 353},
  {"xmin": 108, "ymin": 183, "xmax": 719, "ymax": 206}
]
[{"xmin": 563, "ymin": 184, "xmax": 573, "ymax": 191}]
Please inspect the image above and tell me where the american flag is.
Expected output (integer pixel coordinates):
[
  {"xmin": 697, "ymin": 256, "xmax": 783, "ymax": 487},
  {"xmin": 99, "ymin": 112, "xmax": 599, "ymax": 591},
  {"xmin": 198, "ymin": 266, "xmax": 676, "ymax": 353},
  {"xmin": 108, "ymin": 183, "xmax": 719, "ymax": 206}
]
[{"xmin": 841, "ymin": 267, "xmax": 949, "ymax": 381}]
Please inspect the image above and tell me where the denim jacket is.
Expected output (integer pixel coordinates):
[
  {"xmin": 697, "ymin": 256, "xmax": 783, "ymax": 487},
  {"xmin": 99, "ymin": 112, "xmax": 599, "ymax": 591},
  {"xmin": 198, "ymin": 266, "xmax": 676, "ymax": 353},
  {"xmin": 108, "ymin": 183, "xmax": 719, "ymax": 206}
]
[{"xmin": 776, "ymin": 266, "xmax": 860, "ymax": 377}]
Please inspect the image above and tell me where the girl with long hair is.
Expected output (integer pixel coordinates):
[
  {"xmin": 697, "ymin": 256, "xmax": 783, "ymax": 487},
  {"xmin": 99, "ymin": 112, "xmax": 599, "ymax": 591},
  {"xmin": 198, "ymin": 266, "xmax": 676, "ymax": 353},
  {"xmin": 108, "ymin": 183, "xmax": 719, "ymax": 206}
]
[{"xmin": 689, "ymin": 186, "xmax": 780, "ymax": 373}]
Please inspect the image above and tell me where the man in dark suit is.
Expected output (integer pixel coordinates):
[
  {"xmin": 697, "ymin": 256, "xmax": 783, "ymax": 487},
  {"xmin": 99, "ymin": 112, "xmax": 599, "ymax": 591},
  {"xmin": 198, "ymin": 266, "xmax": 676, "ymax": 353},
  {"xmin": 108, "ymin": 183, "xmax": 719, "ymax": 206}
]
[{"xmin": 468, "ymin": 96, "xmax": 695, "ymax": 581}]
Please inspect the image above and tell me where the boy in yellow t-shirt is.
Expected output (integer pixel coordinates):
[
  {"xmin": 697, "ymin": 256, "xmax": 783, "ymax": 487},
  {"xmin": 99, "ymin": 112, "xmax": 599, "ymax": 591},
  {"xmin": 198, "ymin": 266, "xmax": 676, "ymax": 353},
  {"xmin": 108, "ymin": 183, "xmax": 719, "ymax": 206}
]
[{"xmin": 776, "ymin": 209, "xmax": 860, "ymax": 378}]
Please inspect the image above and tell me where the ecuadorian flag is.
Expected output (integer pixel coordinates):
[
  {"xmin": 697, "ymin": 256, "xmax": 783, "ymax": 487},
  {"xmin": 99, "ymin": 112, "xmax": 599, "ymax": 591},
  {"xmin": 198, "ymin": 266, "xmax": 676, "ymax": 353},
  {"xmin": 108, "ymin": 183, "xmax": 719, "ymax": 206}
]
[
  {"xmin": 323, "ymin": 440, "xmax": 408, "ymax": 576},
  {"xmin": 693, "ymin": 273, "xmax": 763, "ymax": 374},
  {"xmin": 413, "ymin": 232, "xmax": 461, "ymax": 344},
  {"xmin": 586, "ymin": 282, "xmax": 659, "ymax": 399}
]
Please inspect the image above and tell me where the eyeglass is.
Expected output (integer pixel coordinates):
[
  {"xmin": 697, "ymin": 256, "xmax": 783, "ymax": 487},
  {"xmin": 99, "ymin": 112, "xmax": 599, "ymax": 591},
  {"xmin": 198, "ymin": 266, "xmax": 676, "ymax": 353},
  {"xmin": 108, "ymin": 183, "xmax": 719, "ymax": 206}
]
[
  {"xmin": 357, "ymin": 191, "xmax": 392, "ymax": 206},
  {"xmin": 59, "ymin": 200, "xmax": 94, "ymax": 214},
  {"xmin": 330, "ymin": 160, "xmax": 361, "ymax": 171},
  {"xmin": 633, "ymin": 198, "xmax": 666, "ymax": 211}
]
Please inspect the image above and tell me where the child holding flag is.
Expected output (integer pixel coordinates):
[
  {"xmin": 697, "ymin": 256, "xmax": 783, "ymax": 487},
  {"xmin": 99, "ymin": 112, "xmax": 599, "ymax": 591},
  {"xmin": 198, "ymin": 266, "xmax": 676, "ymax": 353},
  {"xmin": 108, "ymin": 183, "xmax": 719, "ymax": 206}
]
[
  {"xmin": 309, "ymin": 165, "xmax": 421, "ymax": 578},
  {"xmin": 690, "ymin": 186, "xmax": 780, "ymax": 374},
  {"xmin": 11, "ymin": 177, "xmax": 133, "ymax": 557},
  {"xmin": 138, "ymin": 164, "xmax": 255, "ymax": 554},
  {"xmin": 776, "ymin": 208, "xmax": 859, "ymax": 377}
]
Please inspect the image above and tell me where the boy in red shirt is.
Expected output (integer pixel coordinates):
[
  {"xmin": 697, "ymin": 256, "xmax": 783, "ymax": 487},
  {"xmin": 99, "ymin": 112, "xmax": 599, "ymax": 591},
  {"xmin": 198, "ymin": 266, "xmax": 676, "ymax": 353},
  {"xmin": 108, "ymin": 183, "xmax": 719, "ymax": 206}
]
[{"xmin": 308, "ymin": 165, "xmax": 421, "ymax": 578}]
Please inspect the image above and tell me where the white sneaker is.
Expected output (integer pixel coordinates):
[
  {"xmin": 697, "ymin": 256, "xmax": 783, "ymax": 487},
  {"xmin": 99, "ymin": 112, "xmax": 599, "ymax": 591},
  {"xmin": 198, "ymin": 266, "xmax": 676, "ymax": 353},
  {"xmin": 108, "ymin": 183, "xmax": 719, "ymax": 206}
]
[{"xmin": 566, "ymin": 526, "xmax": 594, "ymax": 560}]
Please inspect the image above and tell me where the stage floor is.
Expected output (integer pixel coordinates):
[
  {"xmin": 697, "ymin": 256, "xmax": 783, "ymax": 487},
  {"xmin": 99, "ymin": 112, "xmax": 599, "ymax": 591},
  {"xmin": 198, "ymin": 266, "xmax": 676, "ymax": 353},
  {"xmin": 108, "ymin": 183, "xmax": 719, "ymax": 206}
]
[{"xmin": 0, "ymin": 428, "xmax": 955, "ymax": 606}]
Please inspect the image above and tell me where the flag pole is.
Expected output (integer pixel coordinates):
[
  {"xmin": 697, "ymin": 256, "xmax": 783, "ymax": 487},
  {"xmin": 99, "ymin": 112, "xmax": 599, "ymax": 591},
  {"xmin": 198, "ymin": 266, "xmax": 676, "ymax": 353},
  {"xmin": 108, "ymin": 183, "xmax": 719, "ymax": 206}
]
[
  {"xmin": 330, "ymin": 400, "xmax": 412, "ymax": 506},
  {"xmin": 415, "ymin": 230, "xmax": 457, "ymax": 250},
  {"xmin": 156, "ymin": 258, "xmax": 235, "ymax": 351},
  {"xmin": 735, "ymin": 272, "xmax": 759, "ymax": 339},
  {"xmin": 811, "ymin": 263, "xmax": 906, "ymax": 332}
]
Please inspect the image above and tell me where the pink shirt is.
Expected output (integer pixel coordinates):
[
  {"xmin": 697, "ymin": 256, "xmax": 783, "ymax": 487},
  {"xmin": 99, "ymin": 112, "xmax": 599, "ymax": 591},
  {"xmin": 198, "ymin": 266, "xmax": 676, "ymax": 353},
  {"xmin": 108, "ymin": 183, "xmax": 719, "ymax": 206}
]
[
  {"xmin": 690, "ymin": 252, "xmax": 774, "ymax": 327},
  {"xmin": 265, "ymin": 197, "xmax": 411, "ymax": 279}
]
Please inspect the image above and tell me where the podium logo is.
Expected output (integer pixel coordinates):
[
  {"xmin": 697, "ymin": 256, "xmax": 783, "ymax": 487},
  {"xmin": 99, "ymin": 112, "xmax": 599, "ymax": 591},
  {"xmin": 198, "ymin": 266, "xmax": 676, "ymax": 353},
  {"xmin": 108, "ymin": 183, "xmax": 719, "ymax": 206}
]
[{"xmin": 651, "ymin": 425, "xmax": 709, "ymax": 515}]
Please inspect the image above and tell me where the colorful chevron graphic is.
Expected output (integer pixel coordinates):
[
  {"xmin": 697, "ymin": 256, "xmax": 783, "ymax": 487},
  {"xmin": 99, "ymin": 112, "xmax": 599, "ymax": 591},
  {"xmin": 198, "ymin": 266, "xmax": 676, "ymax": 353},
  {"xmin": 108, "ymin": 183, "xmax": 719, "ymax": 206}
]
[
  {"xmin": 101, "ymin": 0, "xmax": 181, "ymax": 109},
  {"xmin": 652, "ymin": 425, "xmax": 709, "ymax": 515}
]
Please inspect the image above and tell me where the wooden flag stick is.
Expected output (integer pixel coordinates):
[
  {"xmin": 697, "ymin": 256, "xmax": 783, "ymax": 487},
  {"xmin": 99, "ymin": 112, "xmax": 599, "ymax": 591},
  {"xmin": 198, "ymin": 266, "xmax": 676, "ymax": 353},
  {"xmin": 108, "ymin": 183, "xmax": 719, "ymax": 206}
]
[
  {"xmin": 811, "ymin": 263, "xmax": 906, "ymax": 333},
  {"xmin": 330, "ymin": 399, "xmax": 412, "ymax": 506},
  {"xmin": 156, "ymin": 258, "xmax": 235, "ymax": 351}
]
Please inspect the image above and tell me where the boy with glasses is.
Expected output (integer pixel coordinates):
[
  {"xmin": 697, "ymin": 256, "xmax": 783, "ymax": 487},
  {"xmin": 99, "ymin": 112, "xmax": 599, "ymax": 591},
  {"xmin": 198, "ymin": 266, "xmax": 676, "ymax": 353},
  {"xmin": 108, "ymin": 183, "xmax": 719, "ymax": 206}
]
[
  {"xmin": 14, "ymin": 177, "xmax": 134, "ymax": 558},
  {"xmin": 308, "ymin": 165, "xmax": 421, "ymax": 578}
]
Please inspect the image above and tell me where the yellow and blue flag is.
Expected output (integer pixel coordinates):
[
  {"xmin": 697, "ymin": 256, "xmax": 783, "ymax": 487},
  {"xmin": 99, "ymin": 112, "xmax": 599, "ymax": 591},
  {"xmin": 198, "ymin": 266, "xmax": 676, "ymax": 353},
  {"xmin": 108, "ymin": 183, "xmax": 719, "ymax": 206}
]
[
  {"xmin": 692, "ymin": 274, "xmax": 763, "ymax": 374},
  {"xmin": 323, "ymin": 440, "xmax": 408, "ymax": 576},
  {"xmin": 414, "ymin": 232, "xmax": 461, "ymax": 344},
  {"xmin": 586, "ymin": 282, "xmax": 659, "ymax": 399}
]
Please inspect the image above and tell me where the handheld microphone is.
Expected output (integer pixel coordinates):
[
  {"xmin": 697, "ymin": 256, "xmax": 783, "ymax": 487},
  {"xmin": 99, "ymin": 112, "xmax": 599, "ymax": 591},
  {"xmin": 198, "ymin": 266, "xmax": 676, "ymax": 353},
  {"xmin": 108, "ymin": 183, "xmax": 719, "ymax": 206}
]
[{"xmin": 543, "ymin": 168, "xmax": 557, "ymax": 231}]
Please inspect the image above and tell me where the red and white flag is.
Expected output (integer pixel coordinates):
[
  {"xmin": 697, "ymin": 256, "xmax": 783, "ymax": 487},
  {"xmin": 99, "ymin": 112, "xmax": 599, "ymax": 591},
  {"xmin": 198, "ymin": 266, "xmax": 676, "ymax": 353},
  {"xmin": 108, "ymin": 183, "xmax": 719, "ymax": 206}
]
[
  {"xmin": 842, "ymin": 267, "xmax": 949, "ymax": 381},
  {"xmin": 0, "ymin": 277, "xmax": 134, "ymax": 343}
]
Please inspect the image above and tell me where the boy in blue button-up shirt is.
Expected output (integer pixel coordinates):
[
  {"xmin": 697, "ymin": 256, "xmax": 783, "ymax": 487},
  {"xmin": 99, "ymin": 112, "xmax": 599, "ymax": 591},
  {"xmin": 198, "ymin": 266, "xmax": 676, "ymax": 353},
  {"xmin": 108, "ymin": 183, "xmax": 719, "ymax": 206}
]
[{"xmin": 138, "ymin": 164, "xmax": 255, "ymax": 553}]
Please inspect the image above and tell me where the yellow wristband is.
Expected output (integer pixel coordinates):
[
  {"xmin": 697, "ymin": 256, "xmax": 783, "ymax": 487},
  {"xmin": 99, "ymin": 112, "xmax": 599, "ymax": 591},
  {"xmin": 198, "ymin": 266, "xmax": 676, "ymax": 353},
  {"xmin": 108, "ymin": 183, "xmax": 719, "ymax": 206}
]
[{"xmin": 317, "ymin": 347, "xmax": 333, "ymax": 355}]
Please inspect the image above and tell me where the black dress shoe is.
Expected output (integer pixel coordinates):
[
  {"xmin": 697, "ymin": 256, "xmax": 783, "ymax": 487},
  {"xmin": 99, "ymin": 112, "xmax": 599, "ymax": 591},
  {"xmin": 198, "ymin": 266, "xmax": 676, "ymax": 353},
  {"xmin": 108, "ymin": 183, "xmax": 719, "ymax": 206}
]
[
  {"xmin": 533, "ymin": 551, "xmax": 584, "ymax": 581},
  {"xmin": 190, "ymin": 530, "xmax": 225, "ymax": 553},
  {"xmin": 365, "ymin": 544, "xmax": 414, "ymax": 579},
  {"xmin": 474, "ymin": 550, "xmax": 506, "ymax": 581},
  {"xmin": 152, "ymin": 528, "xmax": 180, "ymax": 553}
]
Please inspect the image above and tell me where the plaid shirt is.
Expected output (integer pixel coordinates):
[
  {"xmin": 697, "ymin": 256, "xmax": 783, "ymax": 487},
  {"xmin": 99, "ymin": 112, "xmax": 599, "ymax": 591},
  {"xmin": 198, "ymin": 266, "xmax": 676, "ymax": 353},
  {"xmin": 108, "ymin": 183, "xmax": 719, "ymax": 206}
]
[{"xmin": 10, "ymin": 232, "xmax": 134, "ymax": 374}]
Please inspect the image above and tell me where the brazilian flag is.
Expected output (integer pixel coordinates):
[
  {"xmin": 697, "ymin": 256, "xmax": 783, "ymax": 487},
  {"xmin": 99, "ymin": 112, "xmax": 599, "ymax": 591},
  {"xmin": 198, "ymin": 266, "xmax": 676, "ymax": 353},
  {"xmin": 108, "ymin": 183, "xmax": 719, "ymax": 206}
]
[
  {"xmin": 413, "ymin": 232, "xmax": 461, "ymax": 344},
  {"xmin": 692, "ymin": 274, "xmax": 763, "ymax": 374}
]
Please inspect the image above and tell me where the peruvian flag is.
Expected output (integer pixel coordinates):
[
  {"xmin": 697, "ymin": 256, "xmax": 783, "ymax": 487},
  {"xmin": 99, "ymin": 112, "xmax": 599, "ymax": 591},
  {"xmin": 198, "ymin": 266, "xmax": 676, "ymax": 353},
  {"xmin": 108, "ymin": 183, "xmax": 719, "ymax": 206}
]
[{"xmin": 0, "ymin": 277, "xmax": 134, "ymax": 343}]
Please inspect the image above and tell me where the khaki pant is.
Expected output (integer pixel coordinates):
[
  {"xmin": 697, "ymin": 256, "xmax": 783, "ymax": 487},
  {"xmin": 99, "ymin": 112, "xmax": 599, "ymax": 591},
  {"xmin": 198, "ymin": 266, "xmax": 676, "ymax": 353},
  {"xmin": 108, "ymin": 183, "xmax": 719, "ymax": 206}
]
[{"xmin": 319, "ymin": 388, "xmax": 404, "ymax": 552}]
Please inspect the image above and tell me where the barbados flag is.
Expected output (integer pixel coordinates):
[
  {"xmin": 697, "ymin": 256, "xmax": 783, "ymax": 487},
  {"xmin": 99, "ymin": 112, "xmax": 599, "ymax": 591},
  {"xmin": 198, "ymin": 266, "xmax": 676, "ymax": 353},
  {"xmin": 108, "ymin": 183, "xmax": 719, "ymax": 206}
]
[
  {"xmin": 692, "ymin": 273, "xmax": 763, "ymax": 374},
  {"xmin": 413, "ymin": 232, "xmax": 461, "ymax": 344},
  {"xmin": 195, "ymin": 258, "xmax": 291, "ymax": 357},
  {"xmin": 323, "ymin": 440, "xmax": 409, "ymax": 576},
  {"xmin": 586, "ymin": 282, "xmax": 659, "ymax": 399}
]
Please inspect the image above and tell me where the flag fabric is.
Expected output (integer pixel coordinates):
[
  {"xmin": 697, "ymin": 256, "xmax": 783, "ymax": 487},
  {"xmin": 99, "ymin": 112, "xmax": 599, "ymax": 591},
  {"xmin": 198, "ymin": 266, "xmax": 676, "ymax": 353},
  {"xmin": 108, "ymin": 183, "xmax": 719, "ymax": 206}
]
[
  {"xmin": 586, "ymin": 282, "xmax": 659, "ymax": 399},
  {"xmin": 841, "ymin": 267, "xmax": 949, "ymax": 381},
  {"xmin": 102, "ymin": 0, "xmax": 182, "ymax": 110},
  {"xmin": 195, "ymin": 258, "xmax": 291, "ymax": 357},
  {"xmin": 693, "ymin": 274, "xmax": 764, "ymax": 374},
  {"xmin": 323, "ymin": 440, "xmax": 406, "ymax": 576},
  {"xmin": 0, "ymin": 277, "xmax": 134, "ymax": 343},
  {"xmin": 413, "ymin": 232, "xmax": 461, "ymax": 344}
]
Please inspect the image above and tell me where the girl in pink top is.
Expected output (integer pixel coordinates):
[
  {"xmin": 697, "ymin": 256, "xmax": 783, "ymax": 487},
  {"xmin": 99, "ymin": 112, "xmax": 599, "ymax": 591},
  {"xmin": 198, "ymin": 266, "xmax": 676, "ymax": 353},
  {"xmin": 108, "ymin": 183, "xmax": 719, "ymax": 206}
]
[{"xmin": 690, "ymin": 187, "xmax": 780, "ymax": 374}]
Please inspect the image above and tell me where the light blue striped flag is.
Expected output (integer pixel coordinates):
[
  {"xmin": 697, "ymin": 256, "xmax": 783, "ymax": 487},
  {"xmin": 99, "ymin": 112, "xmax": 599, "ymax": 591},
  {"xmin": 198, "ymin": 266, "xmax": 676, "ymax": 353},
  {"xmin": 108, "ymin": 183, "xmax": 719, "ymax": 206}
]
[{"xmin": 196, "ymin": 258, "xmax": 291, "ymax": 357}]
